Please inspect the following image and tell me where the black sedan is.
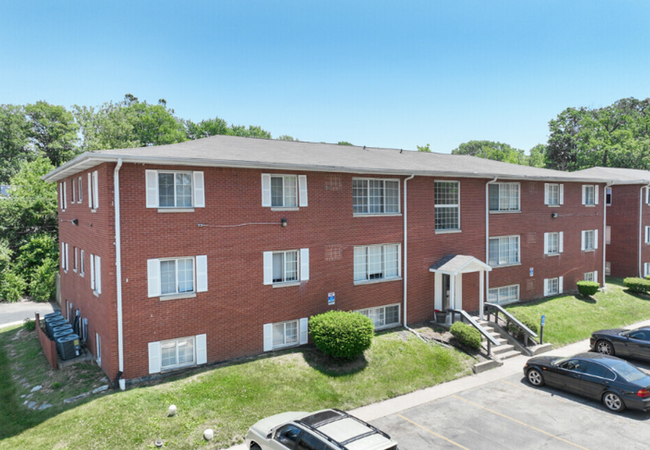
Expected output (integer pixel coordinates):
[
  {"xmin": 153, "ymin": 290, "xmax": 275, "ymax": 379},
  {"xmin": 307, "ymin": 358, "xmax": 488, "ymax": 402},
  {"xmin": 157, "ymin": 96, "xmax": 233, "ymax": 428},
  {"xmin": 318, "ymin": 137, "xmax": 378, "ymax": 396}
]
[
  {"xmin": 590, "ymin": 326, "xmax": 650, "ymax": 361},
  {"xmin": 524, "ymin": 352, "xmax": 650, "ymax": 412}
]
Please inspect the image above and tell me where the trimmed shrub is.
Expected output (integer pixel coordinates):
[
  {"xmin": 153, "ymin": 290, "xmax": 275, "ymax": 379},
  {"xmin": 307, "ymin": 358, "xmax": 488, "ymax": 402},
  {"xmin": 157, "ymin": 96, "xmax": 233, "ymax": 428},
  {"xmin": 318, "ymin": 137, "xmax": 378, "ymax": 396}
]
[
  {"xmin": 23, "ymin": 318, "xmax": 36, "ymax": 331},
  {"xmin": 0, "ymin": 270, "xmax": 26, "ymax": 302},
  {"xmin": 29, "ymin": 257, "xmax": 57, "ymax": 302},
  {"xmin": 505, "ymin": 313, "xmax": 539, "ymax": 341},
  {"xmin": 624, "ymin": 277, "xmax": 650, "ymax": 294},
  {"xmin": 309, "ymin": 311, "xmax": 374, "ymax": 360},
  {"xmin": 577, "ymin": 281, "xmax": 599, "ymax": 297},
  {"xmin": 450, "ymin": 322, "xmax": 481, "ymax": 349}
]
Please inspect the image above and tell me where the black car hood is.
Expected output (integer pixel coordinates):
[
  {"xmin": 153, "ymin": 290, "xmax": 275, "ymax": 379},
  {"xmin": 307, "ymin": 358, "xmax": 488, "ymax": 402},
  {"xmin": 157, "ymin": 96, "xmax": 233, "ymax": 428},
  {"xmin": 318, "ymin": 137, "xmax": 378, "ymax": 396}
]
[
  {"xmin": 527, "ymin": 355, "xmax": 561, "ymax": 366},
  {"xmin": 592, "ymin": 329, "xmax": 626, "ymax": 337}
]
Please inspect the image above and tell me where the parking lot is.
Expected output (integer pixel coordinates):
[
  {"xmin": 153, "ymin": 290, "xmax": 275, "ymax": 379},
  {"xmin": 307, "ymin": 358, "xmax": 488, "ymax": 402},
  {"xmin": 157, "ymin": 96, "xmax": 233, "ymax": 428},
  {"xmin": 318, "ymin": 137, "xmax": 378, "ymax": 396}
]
[{"xmin": 372, "ymin": 367, "xmax": 650, "ymax": 450}]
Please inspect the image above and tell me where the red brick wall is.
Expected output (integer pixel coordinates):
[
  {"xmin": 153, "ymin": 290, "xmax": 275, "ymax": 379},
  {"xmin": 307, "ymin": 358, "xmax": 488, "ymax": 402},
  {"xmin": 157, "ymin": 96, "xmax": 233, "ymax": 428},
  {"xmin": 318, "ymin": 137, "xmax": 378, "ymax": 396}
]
[
  {"xmin": 58, "ymin": 163, "xmax": 117, "ymax": 380},
  {"xmin": 606, "ymin": 185, "xmax": 642, "ymax": 277}
]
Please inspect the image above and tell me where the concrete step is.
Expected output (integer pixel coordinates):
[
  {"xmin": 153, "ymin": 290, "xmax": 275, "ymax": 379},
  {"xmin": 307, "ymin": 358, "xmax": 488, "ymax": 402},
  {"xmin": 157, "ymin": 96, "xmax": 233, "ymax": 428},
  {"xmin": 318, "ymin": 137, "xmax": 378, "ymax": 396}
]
[
  {"xmin": 494, "ymin": 350, "xmax": 522, "ymax": 360},
  {"xmin": 491, "ymin": 344, "xmax": 515, "ymax": 355}
]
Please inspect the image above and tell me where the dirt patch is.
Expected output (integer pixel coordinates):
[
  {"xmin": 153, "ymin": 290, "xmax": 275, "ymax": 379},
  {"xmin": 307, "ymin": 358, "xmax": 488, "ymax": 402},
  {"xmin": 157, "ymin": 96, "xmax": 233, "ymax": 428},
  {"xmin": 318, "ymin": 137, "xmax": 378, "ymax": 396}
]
[{"xmin": 411, "ymin": 322, "xmax": 489, "ymax": 363}]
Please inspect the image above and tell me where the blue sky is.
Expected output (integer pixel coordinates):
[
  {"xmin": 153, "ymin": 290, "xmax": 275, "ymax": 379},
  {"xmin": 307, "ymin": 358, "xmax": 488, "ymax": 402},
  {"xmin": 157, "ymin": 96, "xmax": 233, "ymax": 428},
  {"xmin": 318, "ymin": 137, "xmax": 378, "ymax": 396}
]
[{"xmin": 1, "ymin": 1, "xmax": 649, "ymax": 153}]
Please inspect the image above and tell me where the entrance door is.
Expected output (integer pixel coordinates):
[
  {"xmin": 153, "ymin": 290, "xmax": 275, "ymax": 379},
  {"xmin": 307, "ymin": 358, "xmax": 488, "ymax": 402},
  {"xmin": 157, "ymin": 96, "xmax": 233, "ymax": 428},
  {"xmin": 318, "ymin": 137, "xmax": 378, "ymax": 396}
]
[{"xmin": 442, "ymin": 274, "xmax": 451, "ymax": 310}]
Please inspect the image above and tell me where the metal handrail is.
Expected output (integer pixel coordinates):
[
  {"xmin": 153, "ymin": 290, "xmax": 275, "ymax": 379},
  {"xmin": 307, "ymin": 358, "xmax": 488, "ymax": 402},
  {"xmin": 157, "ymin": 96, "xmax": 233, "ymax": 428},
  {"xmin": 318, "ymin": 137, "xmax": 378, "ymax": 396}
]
[
  {"xmin": 484, "ymin": 302, "xmax": 538, "ymax": 346},
  {"xmin": 448, "ymin": 308, "xmax": 500, "ymax": 355}
]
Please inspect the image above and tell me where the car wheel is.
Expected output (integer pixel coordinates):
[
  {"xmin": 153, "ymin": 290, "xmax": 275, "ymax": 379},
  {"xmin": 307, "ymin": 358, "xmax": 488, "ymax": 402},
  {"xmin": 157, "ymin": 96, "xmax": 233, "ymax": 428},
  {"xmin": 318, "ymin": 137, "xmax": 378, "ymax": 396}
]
[
  {"xmin": 251, "ymin": 443, "xmax": 262, "ymax": 450},
  {"xmin": 527, "ymin": 368, "xmax": 544, "ymax": 386},
  {"xmin": 602, "ymin": 392, "xmax": 626, "ymax": 412},
  {"xmin": 596, "ymin": 340, "xmax": 614, "ymax": 356}
]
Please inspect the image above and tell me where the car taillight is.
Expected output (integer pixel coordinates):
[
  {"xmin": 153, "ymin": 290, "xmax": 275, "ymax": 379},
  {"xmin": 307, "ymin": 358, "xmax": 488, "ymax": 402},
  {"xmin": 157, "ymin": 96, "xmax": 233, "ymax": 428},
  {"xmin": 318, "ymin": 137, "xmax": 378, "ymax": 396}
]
[{"xmin": 637, "ymin": 389, "xmax": 650, "ymax": 398}]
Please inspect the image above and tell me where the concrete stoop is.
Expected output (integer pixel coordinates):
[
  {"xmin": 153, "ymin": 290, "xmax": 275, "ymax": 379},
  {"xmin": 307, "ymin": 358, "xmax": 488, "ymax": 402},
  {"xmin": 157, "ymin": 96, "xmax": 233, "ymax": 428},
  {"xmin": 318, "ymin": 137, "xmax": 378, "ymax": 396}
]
[{"xmin": 472, "ymin": 359, "xmax": 502, "ymax": 374}]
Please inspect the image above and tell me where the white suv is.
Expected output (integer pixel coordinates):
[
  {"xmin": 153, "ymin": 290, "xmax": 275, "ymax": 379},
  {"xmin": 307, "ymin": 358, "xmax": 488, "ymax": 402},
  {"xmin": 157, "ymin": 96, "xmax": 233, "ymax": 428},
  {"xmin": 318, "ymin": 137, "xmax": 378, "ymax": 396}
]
[{"xmin": 245, "ymin": 409, "xmax": 399, "ymax": 450}]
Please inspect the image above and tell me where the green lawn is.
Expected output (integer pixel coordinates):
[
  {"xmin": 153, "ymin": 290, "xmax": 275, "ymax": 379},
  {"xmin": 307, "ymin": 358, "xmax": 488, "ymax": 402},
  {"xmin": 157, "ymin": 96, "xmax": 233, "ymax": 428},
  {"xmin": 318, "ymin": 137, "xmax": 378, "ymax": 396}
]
[
  {"xmin": 0, "ymin": 326, "xmax": 472, "ymax": 450},
  {"xmin": 505, "ymin": 277, "xmax": 650, "ymax": 347}
]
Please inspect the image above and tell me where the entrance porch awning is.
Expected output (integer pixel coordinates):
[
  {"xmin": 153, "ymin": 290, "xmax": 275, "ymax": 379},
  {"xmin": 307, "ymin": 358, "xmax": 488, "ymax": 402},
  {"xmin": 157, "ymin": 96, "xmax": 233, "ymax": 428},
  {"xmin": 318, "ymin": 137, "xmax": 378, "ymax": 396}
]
[{"xmin": 429, "ymin": 254, "xmax": 492, "ymax": 275}]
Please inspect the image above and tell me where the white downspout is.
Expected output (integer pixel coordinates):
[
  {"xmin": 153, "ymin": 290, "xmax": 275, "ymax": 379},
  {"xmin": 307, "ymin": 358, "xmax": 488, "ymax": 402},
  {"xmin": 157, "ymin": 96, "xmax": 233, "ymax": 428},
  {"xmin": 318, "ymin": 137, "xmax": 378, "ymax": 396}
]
[
  {"xmin": 639, "ymin": 184, "xmax": 650, "ymax": 278},
  {"xmin": 484, "ymin": 177, "xmax": 498, "ymax": 320},
  {"xmin": 403, "ymin": 174, "xmax": 415, "ymax": 329},
  {"xmin": 114, "ymin": 159, "xmax": 125, "ymax": 390},
  {"xmin": 602, "ymin": 182, "xmax": 612, "ymax": 290}
]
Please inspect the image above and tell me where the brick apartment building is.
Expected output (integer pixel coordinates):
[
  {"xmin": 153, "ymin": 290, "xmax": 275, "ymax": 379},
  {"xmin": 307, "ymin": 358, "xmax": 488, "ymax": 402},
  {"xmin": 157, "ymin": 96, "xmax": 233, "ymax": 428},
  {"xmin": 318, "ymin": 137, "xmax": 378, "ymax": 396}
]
[
  {"xmin": 44, "ymin": 136, "xmax": 608, "ymax": 387},
  {"xmin": 576, "ymin": 167, "xmax": 650, "ymax": 278}
]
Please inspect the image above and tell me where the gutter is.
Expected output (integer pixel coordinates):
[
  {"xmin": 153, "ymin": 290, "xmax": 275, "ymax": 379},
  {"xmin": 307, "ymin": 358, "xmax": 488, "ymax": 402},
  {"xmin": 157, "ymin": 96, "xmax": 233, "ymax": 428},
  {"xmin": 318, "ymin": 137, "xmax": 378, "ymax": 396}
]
[
  {"xmin": 640, "ymin": 184, "xmax": 650, "ymax": 278},
  {"xmin": 114, "ymin": 159, "xmax": 125, "ymax": 390},
  {"xmin": 484, "ymin": 177, "xmax": 498, "ymax": 320}
]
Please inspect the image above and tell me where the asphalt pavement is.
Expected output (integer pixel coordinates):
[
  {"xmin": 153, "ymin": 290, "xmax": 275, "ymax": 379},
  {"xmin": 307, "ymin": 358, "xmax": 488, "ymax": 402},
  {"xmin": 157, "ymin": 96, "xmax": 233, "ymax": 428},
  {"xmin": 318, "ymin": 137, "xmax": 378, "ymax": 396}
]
[{"xmin": 0, "ymin": 299, "xmax": 58, "ymax": 328}]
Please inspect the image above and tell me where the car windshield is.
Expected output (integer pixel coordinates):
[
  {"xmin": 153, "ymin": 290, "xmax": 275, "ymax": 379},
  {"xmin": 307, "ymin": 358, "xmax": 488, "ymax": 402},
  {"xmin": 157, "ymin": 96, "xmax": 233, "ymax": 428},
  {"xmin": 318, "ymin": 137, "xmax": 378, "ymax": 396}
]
[
  {"xmin": 609, "ymin": 360, "xmax": 647, "ymax": 382},
  {"xmin": 551, "ymin": 357, "xmax": 570, "ymax": 366}
]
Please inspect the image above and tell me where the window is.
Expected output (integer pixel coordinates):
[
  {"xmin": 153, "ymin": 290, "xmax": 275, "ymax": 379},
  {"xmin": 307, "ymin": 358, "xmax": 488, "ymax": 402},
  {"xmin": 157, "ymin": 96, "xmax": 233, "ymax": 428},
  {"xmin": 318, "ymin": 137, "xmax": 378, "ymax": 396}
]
[
  {"xmin": 434, "ymin": 181, "xmax": 459, "ymax": 231},
  {"xmin": 145, "ymin": 170, "xmax": 205, "ymax": 209},
  {"xmin": 275, "ymin": 425, "xmax": 302, "ymax": 448},
  {"xmin": 488, "ymin": 285, "xmax": 520, "ymax": 305},
  {"xmin": 646, "ymin": 226, "xmax": 650, "ymax": 245},
  {"xmin": 352, "ymin": 178, "xmax": 399, "ymax": 214},
  {"xmin": 88, "ymin": 171, "xmax": 99, "ymax": 210},
  {"xmin": 489, "ymin": 183, "xmax": 520, "ymax": 212},
  {"xmin": 72, "ymin": 178, "xmax": 76, "ymax": 203},
  {"xmin": 544, "ymin": 232, "xmax": 563, "ymax": 255},
  {"xmin": 582, "ymin": 185, "xmax": 598, "ymax": 206},
  {"xmin": 606, "ymin": 187, "xmax": 612, "ymax": 205},
  {"xmin": 356, "ymin": 304, "xmax": 400, "ymax": 329},
  {"xmin": 488, "ymin": 236, "xmax": 520, "ymax": 267},
  {"xmin": 296, "ymin": 431, "xmax": 331, "ymax": 450},
  {"xmin": 584, "ymin": 271, "xmax": 598, "ymax": 283},
  {"xmin": 96, "ymin": 333, "xmax": 101, "ymax": 366},
  {"xmin": 78, "ymin": 176, "xmax": 83, "ymax": 203},
  {"xmin": 645, "ymin": 263, "xmax": 650, "ymax": 278},
  {"xmin": 544, "ymin": 277, "xmax": 563, "ymax": 296},
  {"xmin": 147, "ymin": 255, "xmax": 208, "ymax": 297},
  {"xmin": 90, "ymin": 254, "xmax": 101, "ymax": 294},
  {"xmin": 73, "ymin": 247, "xmax": 78, "ymax": 272},
  {"xmin": 60, "ymin": 181, "xmax": 67, "ymax": 210},
  {"xmin": 544, "ymin": 183, "xmax": 563, "ymax": 206},
  {"xmin": 261, "ymin": 174, "xmax": 307, "ymax": 208},
  {"xmin": 263, "ymin": 318, "xmax": 308, "ymax": 351},
  {"xmin": 60, "ymin": 242, "xmax": 69, "ymax": 272},
  {"xmin": 354, "ymin": 244, "xmax": 400, "ymax": 282},
  {"xmin": 263, "ymin": 249, "xmax": 309, "ymax": 285},
  {"xmin": 80, "ymin": 249, "xmax": 85, "ymax": 276},
  {"xmin": 148, "ymin": 334, "xmax": 206, "ymax": 374},
  {"xmin": 581, "ymin": 230, "xmax": 598, "ymax": 252},
  {"xmin": 606, "ymin": 226, "xmax": 611, "ymax": 245},
  {"xmin": 605, "ymin": 261, "xmax": 611, "ymax": 276}
]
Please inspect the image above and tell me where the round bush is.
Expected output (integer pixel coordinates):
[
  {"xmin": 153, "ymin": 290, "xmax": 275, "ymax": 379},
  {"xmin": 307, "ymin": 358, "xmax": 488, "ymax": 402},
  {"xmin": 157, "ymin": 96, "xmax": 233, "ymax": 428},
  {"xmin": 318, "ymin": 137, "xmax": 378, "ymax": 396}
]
[
  {"xmin": 309, "ymin": 311, "xmax": 374, "ymax": 360},
  {"xmin": 450, "ymin": 322, "xmax": 481, "ymax": 349},
  {"xmin": 29, "ymin": 257, "xmax": 57, "ymax": 302},
  {"xmin": 0, "ymin": 270, "xmax": 26, "ymax": 303},
  {"xmin": 624, "ymin": 277, "xmax": 650, "ymax": 294},
  {"xmin": 577, "ymin": 280, "xmax": 599, "ymax": 297}
]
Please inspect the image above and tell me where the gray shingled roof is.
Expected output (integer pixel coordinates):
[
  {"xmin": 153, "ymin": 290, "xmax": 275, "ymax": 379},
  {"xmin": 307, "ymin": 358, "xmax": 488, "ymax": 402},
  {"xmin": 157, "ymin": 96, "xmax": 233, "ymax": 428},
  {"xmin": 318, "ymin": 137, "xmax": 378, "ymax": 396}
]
[
  {"xmin": 43, "ymin": 135, "xmax": 612, "ymax": 182},
  {"xmin": 574, "ymin": 167, "xmax": 650, "ymax": 184}
]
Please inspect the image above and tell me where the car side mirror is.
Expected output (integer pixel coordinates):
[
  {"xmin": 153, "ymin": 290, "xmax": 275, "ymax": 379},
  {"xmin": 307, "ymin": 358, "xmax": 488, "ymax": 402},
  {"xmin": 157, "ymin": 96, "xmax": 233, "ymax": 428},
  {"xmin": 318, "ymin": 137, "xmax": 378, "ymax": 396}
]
[{"xmin": 267, "ymin": 432, "xmax": 273, "ymax": 439}]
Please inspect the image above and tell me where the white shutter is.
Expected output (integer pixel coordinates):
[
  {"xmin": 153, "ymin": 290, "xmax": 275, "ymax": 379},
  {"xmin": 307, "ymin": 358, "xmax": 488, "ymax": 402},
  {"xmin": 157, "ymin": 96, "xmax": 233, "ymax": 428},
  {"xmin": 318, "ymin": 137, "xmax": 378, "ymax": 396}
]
[
  {"xmin": 263, "ymin": 323, "xmax": 273, "ymax": 351},
  {"xmin": 90, "ymin": 254, "xmax": 95, "ymax": 290},
  {"xmin": 148, "ymin": 341, "xmax": 161, "ymax": 374},
  {"xmin": 61, "ymin": 242, "xmax": 64, "ymax": 267},
  {"xmin": 146, "ymin": 170, "xmax": 158, "ymax": 208},
  {"xmin": 193, "ymin": 171, "xmax": 205, "ymax": 208},
  {"xmin": 88, "ymin": 173, "xmax": 92, "ymax": 208},
  {"xmin": 581, "ymin": 231, "xmax": 586, "ymax": 251},
  {"xmin": 196, "ymin": 334, "xmax": 207, "ymax": 364},
  {"xmin": 300, "ymin": 248, "xmax": 309, "ymax": 281},
  {"xmin": 261, "ymin": 174, "xmax": 271, "ymax": 207},
  {"xmin": 646, "ymin": 226, "xmax": 650, "ymax": 244},
  {"xmin": 59, "ymin": 183, "xmax": 64, "ymax": 209},
  {"xmin": 95, "ymin": 256, "xmax": 101, "ymax": 294},
  {"xmin": 92, "ymin": 171, "xmax": 99, "ymax": 209},
  {"xmin": 582, "ymin": 186, "xmax": 586, "ymax": 205},
  {"xmin": 196, "ymin": 255, "xmax": 208, "ymax": 292},
  {"xmin": 63, "ymin": 182, "xmax": 67, "ymax": 210},
  {"xmin": 543, "ymin": 233, "xmax": 549, "ymax": 255},
  {"xmin": 543, "ymin": 279, "xmax": 549, "ymax": 296},
  {"xmin": 65, "ymin": 243, "xmax": 69, "ymax": 271},
  {"xmin": 559, "ymin": 232, "xmax": 564, "ymax": 253},
  {"xmin": 559, "ymin": 184, "xmax": 564, "ymax": 205},
  {"xmin": 263, "ymin": 251, "xmax": 273, "ymax": 285},
  {"xmin": 298, "ymin": 175, "xmax": 308, "ymax": 207},
  {"xmin": 594, "ymin": 185, "xmax": 599, "ymax": 205},
  {"xmin": 594, "ymin": 270, "xmax": 598, "ymax": 284},
  {"xmin": 647, "ymin": 187, "xmax": 650, "ymax": 205},
  {"xmin": 594, "ymin": 229, "xmax": 598, "ymax": 249},
  {"xmin": 544, "ymin": 184, "xmax": 549, "ymax": 205},
  {"xmin": 299, "ymin": 318, "xmax": 308, "ymax": 345},
  {"xmin": 147, "ymin": 259, "xmax": 161, "ymax": 297},
  {"xmin": 558, "ymin": 276, "xmax": 564, "ymax": 294}
]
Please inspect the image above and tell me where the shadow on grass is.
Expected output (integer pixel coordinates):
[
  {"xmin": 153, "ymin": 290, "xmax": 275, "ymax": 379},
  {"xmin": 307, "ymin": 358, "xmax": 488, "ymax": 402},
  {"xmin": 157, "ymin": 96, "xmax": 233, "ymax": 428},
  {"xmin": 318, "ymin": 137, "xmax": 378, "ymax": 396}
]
[{"xmin": 575, "ymin": 295, "xmax": 597, "ymax": 304}]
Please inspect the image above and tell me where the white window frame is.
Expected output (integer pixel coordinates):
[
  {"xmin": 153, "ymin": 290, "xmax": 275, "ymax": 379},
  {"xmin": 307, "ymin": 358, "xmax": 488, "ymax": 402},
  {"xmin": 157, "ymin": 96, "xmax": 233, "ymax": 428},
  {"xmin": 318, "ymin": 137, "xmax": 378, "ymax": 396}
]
[
  {"xmin": 148, "ymin": 334, "xmax": 207, "ymax": 374},
  {"xmin": 263, "ymin": 249, "xmax": 309, "ymax": 286},
  {"xmin": 356, "ymin": 304, "xmax": 401, "ymax": 330},
  {"xmin": 544, "ymin": 232, "xmax": 564, "ymax": 256},
  {"xmin": 72, "ymin": 178, "xmax": 76, "ymax": 203},
  {"xmin": 605, "ymin": 261, "xmax": 611, "ymax": 276},
  {"xmin": 352, "ymin": 178, "xmax": 400, "ymax": 215},
  {"xmin": 645, "ymin": 263, "xmax": 650, "ymax": 278},
  {"xmin": 606, "ymin": 226, "xmax": 611, "ymax": 245},
  {"xmin": 645, "ymin": 226, "xmax": 650, "ymax": 245},
  {"xmin": 582, "ymin": 185, "xmax": 598, "ymax": 206},
  {"xmin": 606, "ymin": 186, "xmax": 612, "ymax": 206},
  {"xmin": 80, "ymin": 249, "xmax": 85, "ymax": 276},
  {"xmin": 544, "ymin": 277, "xmax": 563, "ymax": 296},
  {"xmin": 73, "ymin": 247, "xmax": 78, "ymax": 273},
  {"xmin": 147, "ymin": 255, "xmax": 208, "ymax": 298},
  {"xmin": 60, "ymin": 181, "xmax": 67, "ymax": 210},
  {"xmin": 353, "ymin": 244, "xmax": 401, "ymax": 284},
  {"xmin": 488, "ymin": 284, "xmax": 520, "ymax": 305},
  {"xmin": 584, "ymin": 271, "xmax": 598, "ymax": 283},
  {"xmin": 261, "ymin": 174, "xmax": 307, "ymax": 209},
  {"xmin": 581, "ymin": 230, "xmax": 598, "ymax": 252},
  {"xmin": 434, "ymin": 180, "xmax": 460, "ymax": 232},
  {"xmin": 78, "ymin": 176, "xmax": 83, "ymax": 203},
  {"xmin": 489, "ymin": 182, "xmax": 520, "ymax": 212},
  {"xmin": 145, "ymin": 170, "xmax": 205, "ymax": 210},
  {"xmin": 90, "ymin": 254, "xmax": 101, "ymax": 295},
  {"xmin": 96, "ymin": 333, "xmax": 101, "ymax": 366},
  {"xmin": 544, "ymin": 183, "xmax": 564, "ymax": 206},
  {"xmin": 61, "ymin": 242, "xmax": 69, "ymax": 272},
  {"xmin": 263, "ymin": 318, "xmax": 308, "ymax": 351},
  {"xmin": 488, "ymin": 236, "xmax": 520, "ymax": 267}
]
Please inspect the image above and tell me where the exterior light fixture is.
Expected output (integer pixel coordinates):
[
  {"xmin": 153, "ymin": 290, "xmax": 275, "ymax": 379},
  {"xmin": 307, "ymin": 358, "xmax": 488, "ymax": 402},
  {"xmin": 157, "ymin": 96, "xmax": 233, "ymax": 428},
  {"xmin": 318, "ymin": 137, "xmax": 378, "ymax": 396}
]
[
  {"xmin": 281, "ymin": 218, "xmax": 287, "ymax": 227},
  {"xmin": 551, "ymin": 213, "xmax": 558, "ymax": 219}
]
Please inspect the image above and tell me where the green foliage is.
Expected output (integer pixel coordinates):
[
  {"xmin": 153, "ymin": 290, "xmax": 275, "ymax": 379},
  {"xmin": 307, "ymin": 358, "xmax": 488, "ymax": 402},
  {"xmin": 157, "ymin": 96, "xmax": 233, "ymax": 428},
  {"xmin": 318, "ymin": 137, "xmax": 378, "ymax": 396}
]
[
  {"xmin": 15, "ymin": 234, "xmax": 58, "ymax": 284},
  {"xmin": 0, "ymin": 158, "xmax": 58, "ymax": 250},
  {"xmin": 337, "ymin": 141, "xmax": 353, "ymax": 146},
  {"xmin": 449, "ymin": 322, "xmax": 481, "ymax": 349},
  {"xmin": 0, "ymin": 104, "xmax": 32, "ymax": 184},
  {"xmin": 22, "ymin": 319, "xmax": 36, "ymax": 331},
  {"xmin": 277, "ymin": 135, "xmax": 297, "ymax": 141},
  {"xmin": 0, "ymin": 270, "xmax": 26, "ymax": 302},
  {"xmin": 417, "ymin": 143, "xmax": 432, "ymax": 152},
  {"xmin": 527, "ymin": 144, "xmax": 547, "ymax": 168},
  {"xmin": 29, "ymin": 258, "xmax": 57, "ymax": 302},
  {"xmin": 623, "ymin": 277, "xmax": 650, "ymax": 294},
  {"xmin": 229, "ymin": 124, "xmax": 271, "ymax": 139},
  {"xmin": 452, "ymin": 140, "xmax": 527, "ymax": 165},
  {"xmin": 309, "ymin": 311, "xmax": 374, "ymax": 360},
  {"xmin": 505, "ymin": 313, "xmax": 539, "ymax": 341},
  {"xmin": 24, "ymin": 101, "xmax": 80, "ymax": 167},
  {"xmin": 0, "ymin": 240, "xmax": 12, "ymax": 274},
  {"xmin": 577, "ymin": 281, "xmax": 600, "ymax": 297},
  {"xmin": 185, "ymin": 117, "xmax": 230, "ymax": 140}
]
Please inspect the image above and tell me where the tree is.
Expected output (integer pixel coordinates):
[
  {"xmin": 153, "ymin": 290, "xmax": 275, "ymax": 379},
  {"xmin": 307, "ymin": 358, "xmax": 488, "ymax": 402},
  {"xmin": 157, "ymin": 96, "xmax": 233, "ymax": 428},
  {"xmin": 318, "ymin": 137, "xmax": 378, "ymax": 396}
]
[
  {"xmin": 0, "ymin": 158, "xmax": 58, "ymax": 250},
  {"xmin": 277, "ymin": 135, "xmax": 297, "ymax": 141},
  {"xmin": 0, "ymin": 105, "xmax": 33, "ymax": 183},
  {"xmin": 24, "ymin": 101, "xmax": 80, "ymax": 167},
  {"xmin": 452, "ymin": 140, "xmax": 527, "ymax": 165},
  {"xmin": 417, "ymin": 143, "xmax": 431, "ymax": 152},
  {"xmin": 230, "ymin": 124, "xmax": 272, "ymax": 139},
  {"xmin": 185, "ymin": 117, "xmax": 230, "ymax": 140},
  {"xmin": 527, "ymin": 144, "xmax": 547, "ymax": 168},
  {"xmin": 337, "ymin": 141, "xmax": 353, "ymax": 146}
]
